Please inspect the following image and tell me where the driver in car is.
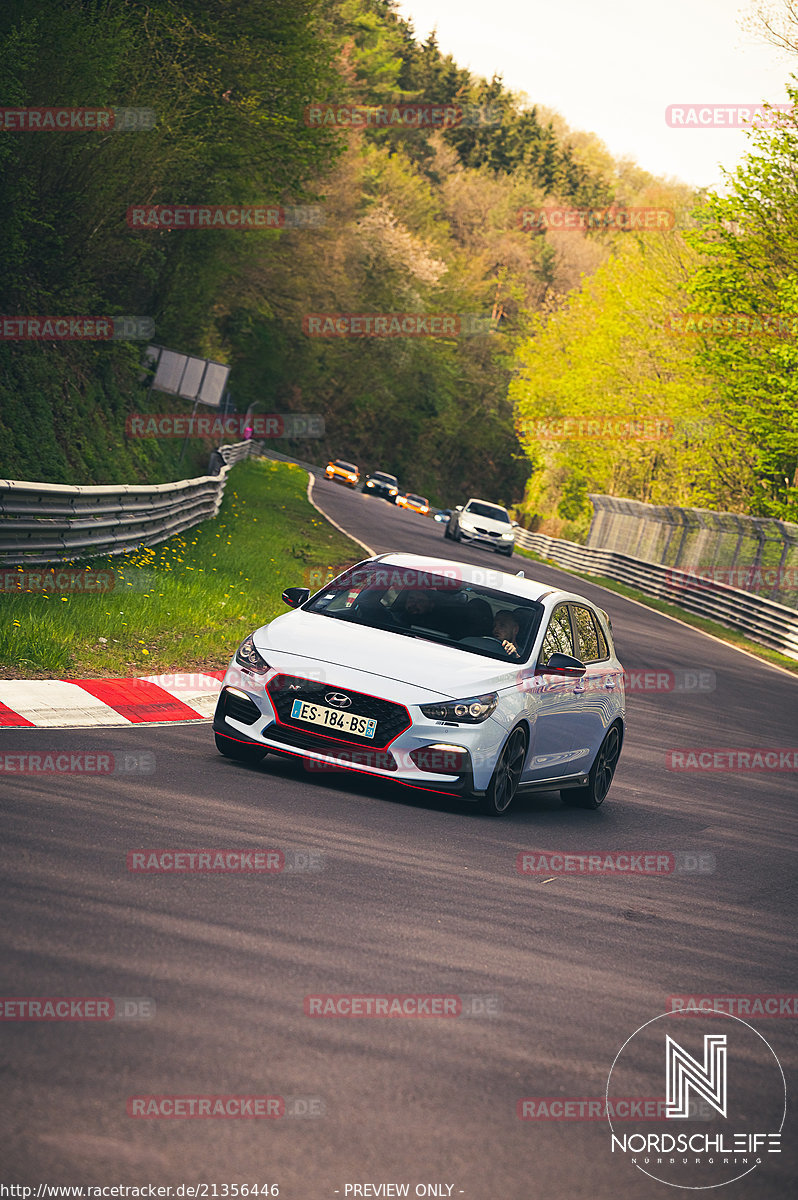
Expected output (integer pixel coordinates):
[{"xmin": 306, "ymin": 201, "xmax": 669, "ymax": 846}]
[{"xmin": 492, "ymin": 611, "xmax": 521, "ymax": 658}]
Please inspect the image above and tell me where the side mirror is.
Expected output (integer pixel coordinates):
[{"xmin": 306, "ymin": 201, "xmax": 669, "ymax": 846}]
[
  {"xmin": 512, "ymin": 521, "xmax": 519, "ymax": 528},
  {"xmin": 282, "ymin": 586, "xmax": 310, "ymax": 608},
  {"xmin": 455, "ymin": 505, "xmax": 463, "ymax": 512},
  {"xmin": 535, "ymin": 652, "xmax": 586, "ymax": 677}
]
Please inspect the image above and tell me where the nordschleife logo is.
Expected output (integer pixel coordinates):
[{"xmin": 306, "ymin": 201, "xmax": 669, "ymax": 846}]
[{"xmin": 606, "ymin": 1012, "xmax": 785, "ymax": 1188}]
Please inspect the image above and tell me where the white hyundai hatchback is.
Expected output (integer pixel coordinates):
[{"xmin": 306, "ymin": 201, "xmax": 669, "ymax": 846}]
[{"xmin": 213, "ymin": 554, "xmax": 626, "ymax": 816}]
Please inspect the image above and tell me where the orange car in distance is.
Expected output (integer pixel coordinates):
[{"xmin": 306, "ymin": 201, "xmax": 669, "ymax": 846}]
[
  {"xmin": 396, "ymin": 492, "xmax": 430, "ymax": 515},
  {"xmin": 324, "ymin": 459, "xmax": 360, "ymax": 488}
]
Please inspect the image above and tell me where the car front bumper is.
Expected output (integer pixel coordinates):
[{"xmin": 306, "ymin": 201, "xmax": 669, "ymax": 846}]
[
  {"xmin": 458, "ymin": 527, "xmax": 515, "ymax": 550},
  {"xmin": 212, "ymin": 672, "xmax": 511, "ymax": 796}
]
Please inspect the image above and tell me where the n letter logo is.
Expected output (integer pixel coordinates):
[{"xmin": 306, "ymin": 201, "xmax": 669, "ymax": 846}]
[{"xmin": 666, "ymin": 1034, "xmax": 727, "ymax": 1118}]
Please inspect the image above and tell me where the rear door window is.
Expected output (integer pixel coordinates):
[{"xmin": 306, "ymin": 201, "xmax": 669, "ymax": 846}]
[{"xmin": 539, "ymin": 605, "xmax": 575, "ymax": 664}]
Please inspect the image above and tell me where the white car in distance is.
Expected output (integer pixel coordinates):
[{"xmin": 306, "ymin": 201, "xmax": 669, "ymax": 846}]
[{"xmin": 446, "ymin": 498, "xmax": 517, "ymax": 556}]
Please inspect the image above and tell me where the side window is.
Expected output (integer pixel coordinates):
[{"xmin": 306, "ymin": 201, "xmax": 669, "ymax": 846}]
[
  {"xmin": 539, "ymin": 606, "xmax": 574, "ymax": 664},
  {"xmin": 572, "ymin": 605, "xmax": 610, "ymax": 662},
  {"xmin": 595, "ymin": 618, "xmax": 609, "ymax": 660},
  {"xmin": 571, "ymin": 606, "xmax": 598, "ymax": 662}
]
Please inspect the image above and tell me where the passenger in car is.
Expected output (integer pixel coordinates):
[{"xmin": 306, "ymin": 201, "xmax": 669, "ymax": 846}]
[
  {"xmin": 459, "ymin": 598, "xmax": 493, "ymax": 638},
  {"xmin": 403, "ymin": 590, "xmax": 435, "ymax": 618},
  {"xmin": 352, "ymin": 588, "xmax": 394, "ymax": 627},
  {"xmin": 394, "ymin": 589, "xmax": 457, "ymax": 636}
]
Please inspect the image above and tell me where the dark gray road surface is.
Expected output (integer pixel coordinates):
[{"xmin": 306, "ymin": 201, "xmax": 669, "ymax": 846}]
[{"xmin": 1, "ymin": 476, "xmax": 796, "ymax": 1198}]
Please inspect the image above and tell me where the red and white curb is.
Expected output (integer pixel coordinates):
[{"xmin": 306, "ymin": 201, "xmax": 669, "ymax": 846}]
[{"xmin": 0, "ymin": 672, "xmax": 225, "ymax": 729}]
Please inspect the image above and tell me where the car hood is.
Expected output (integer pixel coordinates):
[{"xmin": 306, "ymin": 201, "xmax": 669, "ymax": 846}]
[
  {"xmin": 459, "ymin": 512, "xmax": 511, "ymax": 533},
  {"xmin": 253, "ymin": 610, "xmax": 520, "ymax": 699}
]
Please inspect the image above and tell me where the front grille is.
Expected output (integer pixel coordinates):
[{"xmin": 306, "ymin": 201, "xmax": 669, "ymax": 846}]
[
  {"xmin": 475, "ymin": 527, "xmax": 500, "ymax": 537},
  {"xmin": 264, "ymin": 725, "xmax": 398, "ymax": 770},
  {"xmin": 219, "ymin": 689, "xmax": 261, "ymax": 725},
  {"xmin": 267, "ymin": 674, "xmax": 411, "ymax": 748}
]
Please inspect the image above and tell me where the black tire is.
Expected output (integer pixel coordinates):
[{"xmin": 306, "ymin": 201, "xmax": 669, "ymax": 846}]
[
  {"xmin": 478, "ymin": 727, "xmax": 527, "ymax": 816},
  {"xmin": 443, "ymin": 524, "xmax": 451, "ymax": 539},
  {"xmin": 215, "ymin": 732, "xmax": 267, "ymax": 764},
  {"xmin": 452, "ymin": 524, "xmax": 462, "ymax": 543},
  {"xmin": 561, "ymin": 723, "xmax": 621, "ymax": 809},
  {"xmin": 496, "ymin": 546, "xmax": 513, "ymax": 557}
]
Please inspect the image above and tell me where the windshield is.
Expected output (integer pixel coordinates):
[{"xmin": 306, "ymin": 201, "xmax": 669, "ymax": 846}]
[
  {"xmin": 372, "ymin": 473, "xmax": 397, "ymax": 484},
  {"xmin": 407, "ymin": 495, "xmax": 427, "ymax": 505},
  {"xmin": 334, "ymin": 460, "xmax": 357, "ymax": 471},
  {"xmin": 304, "ymin": 564, "xmax": 543, "ymax": 663},
  {"xmin": 464, "ymin": 501, "xmax": 510, "ymax": 523}
]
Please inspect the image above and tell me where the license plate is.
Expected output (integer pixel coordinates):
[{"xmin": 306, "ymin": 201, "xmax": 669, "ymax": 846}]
[{"xmin": 290, "ymin": 699, "xmax": 377, "ymax": 739}]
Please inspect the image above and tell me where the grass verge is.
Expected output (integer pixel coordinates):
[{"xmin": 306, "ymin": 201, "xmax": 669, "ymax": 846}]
[
  {"xmin": 0, "ymin": 459, "xmax": 364, "ymax": 678},
  {"xmin": 515, "ymin": 546, "xmax": 798, "ymax": 676}
]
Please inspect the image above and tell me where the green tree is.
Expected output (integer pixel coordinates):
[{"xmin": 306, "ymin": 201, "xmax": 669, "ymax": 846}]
[{"xmin": 684, "ymin": 87, "xmax": 798, "ymax": 519}]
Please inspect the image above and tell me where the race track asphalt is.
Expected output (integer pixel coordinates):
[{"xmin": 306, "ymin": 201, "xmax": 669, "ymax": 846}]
[{"xmin": 1, "ymin": 476, "xmax": 796, "ymax": 1198}]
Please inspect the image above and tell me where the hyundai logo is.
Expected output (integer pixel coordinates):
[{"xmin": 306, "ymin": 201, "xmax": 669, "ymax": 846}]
[{"xmin": 325, "ymin": 692, "xmax": 352, "ymax": 709}]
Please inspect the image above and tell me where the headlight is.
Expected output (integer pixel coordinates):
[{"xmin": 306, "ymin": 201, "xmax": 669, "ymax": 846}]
[
  {"xmin": 366, "ymin": 480, "xmax": 374, "ymax": 487},
  {"xmin": 501, "ymin": 531, "xmax": 514, "ymax": 539},
  {"xmin": 419, "ymin": 693, "xmax": 498, "ymax": 723},
  {"xmin": 235, "ymin": 633, "xmax": 270, "ymax": 675},
  {"xmin": 389, "ymin": 487, "xmax": 398, "ymax": 495}
]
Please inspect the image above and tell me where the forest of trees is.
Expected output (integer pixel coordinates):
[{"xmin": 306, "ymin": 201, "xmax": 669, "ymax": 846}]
[{"xmin": 0, "ymin": 0, "xmax": 795, "ymax": 528}]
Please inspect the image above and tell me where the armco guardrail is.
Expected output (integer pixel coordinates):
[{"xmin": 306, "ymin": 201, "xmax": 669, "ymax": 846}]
[
  {"xmin": 514, "ymin": 527, "xmax": 798, "ymax": 662},
  {"xmin": 0, "ymin": 440, "xmax": 260, "ymax": 566}
]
